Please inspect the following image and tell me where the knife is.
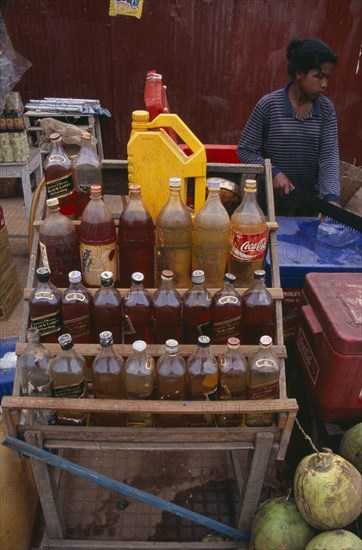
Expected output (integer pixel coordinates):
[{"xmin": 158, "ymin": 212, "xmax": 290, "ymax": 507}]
[{"xmin": 289, "ymin": 187, "xmax": 362, "ymax": 233}]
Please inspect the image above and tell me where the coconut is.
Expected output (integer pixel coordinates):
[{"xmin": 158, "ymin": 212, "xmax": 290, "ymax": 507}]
[
  {"xmin": 339, "ymin": 423, "xmax": 362, "ymax": 474},
  {"xmin": 250, "ymin": 496, "xmax": 315, "ymax": 550},
  {"xmin": 305, "ymin": 529, "xmax": 362, "ymax": 549},
  {"xmin": 294, "ymin": 451, "xmax": 362, "ymax": 530}
]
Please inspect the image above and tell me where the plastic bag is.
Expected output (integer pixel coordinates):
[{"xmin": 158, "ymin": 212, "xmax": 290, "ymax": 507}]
[{"xmin": 39, "ymin": 118, "xmax": 98, "ymax": 149}]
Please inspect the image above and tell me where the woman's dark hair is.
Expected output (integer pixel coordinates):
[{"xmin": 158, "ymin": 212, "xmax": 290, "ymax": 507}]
[{"xmin": 287, "ymin": 38, "xmax": 338, "ymax": 78}]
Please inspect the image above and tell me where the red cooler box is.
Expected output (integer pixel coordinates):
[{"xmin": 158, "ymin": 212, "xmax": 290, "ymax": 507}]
[{"xmin": 296, "ymin": 272, "xmax": 362, "ymax": 422}]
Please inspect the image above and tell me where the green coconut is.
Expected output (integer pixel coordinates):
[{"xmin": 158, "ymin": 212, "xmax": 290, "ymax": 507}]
[
  {"xmin": 339, "ymin": 423, "xmax": 362, "ymax": 474},
  {"xmin": 305, "ymin": 529, "xmax": 362, "ymax": 549},
  {"xmin": 294, "ymin": 451, "xmax": 362, "ymax": 530},
  {"xmin": 250, "ymin": 496, "xmax": 316, "ymax": 550}
]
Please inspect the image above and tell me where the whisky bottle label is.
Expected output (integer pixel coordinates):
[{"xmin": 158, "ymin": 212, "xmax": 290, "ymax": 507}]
[
  {"xmin": 212, "ymin": 314, "xmax": 241, "ymax": 342},
  {"xmin": 197, "ymin": 320, "xmax": 212, "ymax": 337},
  {"xmin": 80, "ymin": 241, "xmax": 118, "ymax": 286},
  {"xmin": 53, "ymin": 379, "xmax": 86, "ymax": 399},
  {"xmin": 65, "ymin": 292, "xmax": 86, "ymax": 302},
  {"xmin": 62, "ymin": 314, "xmax": 91, "ymax": 338},
  {"xmin": 46, "ymin": 172, "xmax": 74, "ymax": 199},
  {"xmin": 39, "ymin": 241, "xmax": 50, "ymax": 271},
  {"xmin": 230, "ymin": 228, "xmax": 269, "ymax": 262},
  {"xmin": 247, "ymin": 378, "xmax": 279, "ymax": 400},
  {"xmin": 34, "ymin": 291, "xmax": 54, "ymax": 301},
  {"xmin": 31, "ymin": 310, "xmax": 62, "ymax": 336}
]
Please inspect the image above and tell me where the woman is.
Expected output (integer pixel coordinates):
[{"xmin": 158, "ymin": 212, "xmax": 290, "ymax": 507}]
[{"xmin": 237, "ymin": 38, "xmax": 340, "ymax": 215}]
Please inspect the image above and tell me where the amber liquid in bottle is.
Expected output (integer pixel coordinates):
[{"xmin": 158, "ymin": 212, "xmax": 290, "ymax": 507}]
[
  {"xmin": 156, "ymin": 339, "xmax": 187, "ymax": 427},
  {"xmin": 73, "ymin": 132, "xmax": 102, "ymax": 218},
  {"xmin": 212, "ymin": 273, "xmax": 242, "ymax": 344},
  {"xmin": 183, "ymin": 270, "xmax": 213, "ymax": 344},
  {"xmin": 44, "ymin": 132, "xmax": 76, "ymax": 218},
  {"xmin": 93, "ymin": 271, "xmax": 123, "ymax": 344},
  {"xmin": 118, "ymin": 185, "xmax": 155, "ymax": 288},
  {"xmin": 29, "ymin": 267, "xmax": 62, "ymax": 343},
  {"xmin": 62, "ymin": 270, "xmax": 93, "ymax": 343},
  {"xmin": 241, "ymin": 269, "xmax": 274, "ymax": 344},
  {"xmin": 217, "ymin": 338, "xmax": 247, "ymax": 427},
  {"xmin": 124, "ymin": 340, "xmax": 155, "ymax": 427},
  {"xmin": 123, "ymin": 272, "xmax": 152, "ymax": 344},
  {"xmin": 92, "ymin": 331, "xmax": 125, "ymax": 426},
  {"xmin": 152, "ymin": 270, "xmax": 182, "ymax": 344}
]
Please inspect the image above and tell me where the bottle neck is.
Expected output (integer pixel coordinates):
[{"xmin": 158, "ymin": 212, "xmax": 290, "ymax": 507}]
[
  {"xmin": 159, "ymin": 277, "xmax": 174, "ymax": 291},
  {"xmin": 252, "ymin": 278, "xmax": 266, "ymax": 290},
  {"xmin": 195, "ymin": 345, "xmax": 212, "ymax": 359},
  {"xmin": 207, "ymin": 188, "xmax": 222, "ymax": 204},
  {"xmin": 100, "ymin": 343, "xmax": 115, "ymax": 354}
]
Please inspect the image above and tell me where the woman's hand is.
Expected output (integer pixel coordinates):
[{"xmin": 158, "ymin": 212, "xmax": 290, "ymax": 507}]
[{"xmin": 273, "ymin": 172, "xmax": 294, "ymax": 196}]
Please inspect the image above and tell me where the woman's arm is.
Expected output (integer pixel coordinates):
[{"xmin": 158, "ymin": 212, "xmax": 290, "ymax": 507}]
[
  {"xmin": 236, "ymin": 102, "xmax": 268, "ymax": 166},
  {"xmin": 318, "ymin": 104, "xmax": 340, "ymax": 203}
]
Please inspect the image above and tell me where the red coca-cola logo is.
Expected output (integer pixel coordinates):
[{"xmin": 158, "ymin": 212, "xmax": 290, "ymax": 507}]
[{"xmin": 230, "ymin": 228, "xmax": 269, "ymax": 261}]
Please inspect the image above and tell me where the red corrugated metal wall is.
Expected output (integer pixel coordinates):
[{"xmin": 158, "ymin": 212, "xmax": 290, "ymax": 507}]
[{"xmin": 2, "ymin": 0, "xmax": 361, "ymax": 164}]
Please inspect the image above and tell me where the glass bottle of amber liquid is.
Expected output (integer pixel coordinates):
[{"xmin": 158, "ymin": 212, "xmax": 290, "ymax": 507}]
[
  {"xmin": 62, "ymin": 270, "xmax": 93, "ymax": 343},
  {"xmin": 44, "ymin": 132, "xmax": 75, "ymax": 218},
  {"xmin": 123, "ymin": 272, "xmax": 152, "ymax": 344},
  {"xmin": 124, "ymin": 340, "xmax": 155, "ymax": 427},
  {"xmin": 92, "ymin": 331, "xmax": 124, "ymax": 426},
  {"xmin": 183, "ymin": 270, "xmax": 212, "ymax": 344},
  {"xmin": 186, "ymin": 335, "xmax": 218, "ymax": 427},
  {"xmin": 211, "ymin": 273, "xmax": 242, "ymax": 344},
  {"xmin": 29, "ymin": 267, "xmax": 62, "ymax": 343},
  {"xmin": 156, "ymin": 339, "xmax": 187, "ymax": 427},
  {"xmin": 72, "ymin": 132, "xmax": 101, "ymax": 218},
  {"xmin": 245, "ymin": 335, "xmax": 280, "ymax": 427},
  {"xmin": 152, "ymin": 270, "xmax": 182, "ymax": 344},
  {"xmin": 241, "ymin": 269, "xmax": 274, "ymax": 344},
  {"xmin": 118, "ymin": 184, "xmax": 154, "ymax": 288},
  {"xmin": 217, "ymin": 337, "xmax": 247, "ymax": 427},
  {"xmin": 79, "ymin": 185, "xmax": 118, "ymax": 287},
  {"xmin": 50, "ymin": 333, "xmax": 88, "ymax": 426},
  {"xmin": 93, "ymin": 271, "xmax": 123, "ymax": 344}
]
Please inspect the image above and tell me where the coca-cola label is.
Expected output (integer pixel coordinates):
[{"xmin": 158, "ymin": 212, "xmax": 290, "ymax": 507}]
[
  {"xmin": 230, "ymin": 228, "xmax": 269, "ymax": 261},
  {"xmin": 46, "ymin": 172, "xmax": 74, "ymax": 199}
]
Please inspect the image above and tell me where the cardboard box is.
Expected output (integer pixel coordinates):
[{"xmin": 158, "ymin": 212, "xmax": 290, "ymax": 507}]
[
  {"xmin": 0, "ymin": 263, "xmax": 22, "ymax": 321},
  {"xmin": 0, "ymin": 226, "xmax": 13, "ymax": 275}
]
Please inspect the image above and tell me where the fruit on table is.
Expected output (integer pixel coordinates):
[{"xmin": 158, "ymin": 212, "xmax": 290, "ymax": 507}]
[
  {"xmin": 305, "ymin": 529, "xmax": 362, "ymax": 549},
  {"xmin": 339, "ymin": 423, "xmax": 362, "ymax": 474}
]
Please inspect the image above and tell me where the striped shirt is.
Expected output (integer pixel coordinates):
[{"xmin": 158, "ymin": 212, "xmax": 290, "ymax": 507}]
[{"xmin": 237, "ymin": 83, "xmax": 340, "ymax": 210}]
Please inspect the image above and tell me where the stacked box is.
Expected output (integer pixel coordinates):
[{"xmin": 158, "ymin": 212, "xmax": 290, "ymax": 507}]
[{"xmin": 0, "ymin": 206, "xmax": 22, "ymax": 321}]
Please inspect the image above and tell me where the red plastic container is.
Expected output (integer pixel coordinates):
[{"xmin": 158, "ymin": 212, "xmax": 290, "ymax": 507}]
[{"xmin": 296, "ymin": 272, "xmax": 362, "ymax": 422}]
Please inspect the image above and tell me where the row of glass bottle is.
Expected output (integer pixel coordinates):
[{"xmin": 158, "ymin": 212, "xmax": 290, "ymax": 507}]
[
  {"xmin": 18, "ymin": 328, "xmax": 280, "ymax": 429},
  {"xmin": 29, "ymin": 265, "xmax": 274, "ymax": 346}
]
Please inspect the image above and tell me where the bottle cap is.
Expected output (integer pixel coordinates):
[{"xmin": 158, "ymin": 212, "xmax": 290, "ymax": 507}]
[
  {"xmin": 133, "ymin": 340, "xmax": 147, "ymax": 352},
  {"xmin": 197, "ymin": 335, "xmax": 210, "ymax": 347},
  {"xmin": 254, "ymin": 270, "xmax": 266, "ymax": 280},
  {"xmin": 68, "ymin": 270, "xmax": 82, "ymax": 283},
  {"xmin": 224, "ymin": 273, "xmax": 236, "ymax": 284},
  {"xmin": 260, "ymin": 335, "xmax": 273, "ymax": 347},
  {"xmin": 49, "ymin": 132, "xmax": 61, "ymax": 141},
  {"xmin": 132, "ymin": 272, "xmax": 144, "ymax": 283},
  {"xmin": 27, "ymin": 327, "xmax": 40, "ymax": 342},
  {"xmin": 132, "ymin": 110, "xmax": 149, "ymax": 123},
  {"xmin": 100, "ymin": 271, "xmax": 114, "ymax": 286},
  {"xmin": 46, "ymin": 198, "xmax": 59, "ymax": 209},
  {"xmin": 58, "ymin": 333, "xmax": 73, "ymax": 350},
  {"xmin": 90, "ymin": 185, "xmax": 102, "ymax": 197},
  {"xmin": 169, "ymin": 177, "xmax": 182, "ymax": 189},
  {"xmin": 161, "ymin": 270, "xmax": 174, "ymax": 280},
  {"xmin": 207, "ymin": 178, "xmax": 221, "ymax": 190},
  {"xmin": 165, "ymin": 339, "xmax": 179, "ymax": 353},
  {"xmin": 192, "ymin": 270, "xmax": 205, "ymax": 284},
  {"xmin": 99, "ymin": 331, "xmax": 113, "ymax": 346},
  {"xmin": 227, "ymin": 337, "xmax": 240, "ymax": 348},
  {"xmin": 244, "ymin": 179, "xmax": 257, "ymax": 192},
  {"xmin": 128, "ymin": 184, "xmax": 141, "ymax": 195},
  {"xmin": 36, "ymin": 267, "xmax": 51, "ymax": 282}
]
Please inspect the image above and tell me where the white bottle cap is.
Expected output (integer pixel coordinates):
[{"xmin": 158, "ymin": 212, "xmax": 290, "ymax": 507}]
[
  {"xmin": 192, "ymin": 270, "xmax": 205, "ymax": 284},
  {"xmin": 68, "ymin": 270, "xmax": 82, "ymax": 283},
  {"xmin": 207, "ymin": 178, "xmax": 221, "ymax": 190},
  {"xmin": 227, "ymin": 337, "xmax": 240, "ymax": 348},
  {"xmin": 260, "ymin": 335, "xmax": 273, "ymax": 347},
  {"xmin": 132, "ymin": 272, "xmax": 144, "ymax": 283},
  {"xmin": 165, "ymin": 339, "xmax": 179, "ymax": 353},
  {"xmin": 169, "ymin": 177, "xmax": 182, "ymax": 189},
  {"xmin": 197, "ymin": 335, "xmax": 210, "ymax": 347},
  {"xmin": 46, "ymin": 198, "xmax": 59, "ymax": 208},
  {"xmin": 133, "ymin": 340, "xmax": 147, "ymax": 352}
]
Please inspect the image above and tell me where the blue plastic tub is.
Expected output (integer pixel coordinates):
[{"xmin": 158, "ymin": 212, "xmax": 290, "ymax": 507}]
[{"xmin": 0, "ymin": 337, "xmax": 18, "ymax": 402}]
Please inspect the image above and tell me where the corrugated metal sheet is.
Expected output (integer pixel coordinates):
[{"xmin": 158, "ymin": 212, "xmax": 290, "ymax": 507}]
[{"xmin": 2, "ymin": 0, "xmax": 361, "ymax": 163}]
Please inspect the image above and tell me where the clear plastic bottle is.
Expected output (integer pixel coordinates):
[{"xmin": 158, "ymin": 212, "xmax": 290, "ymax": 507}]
[
  {"xmin": 18, "ymin": 327, "xmax": 54, "ymax": 424},
  {"xmin": 192, "ymin": 178, "xmax": 230, "ymax": 288},
  {"xmin": 44, "ymin": 132, "xmax": 75, "ymax": 218},
  {"xmin": 228, "ymin": 179, "xmax": 269, "ymax": 287},
  {"xmin": 217, "ymin": 337, "xmax": 247, "ymax": 427},
  {"xmin": 152, "ymin": 270, "xmax": 182, "ymax": 344},
  {"xmin": 123, "ymin": 272, "xmax": 152, "ymax": 344},
  {"xmin": 72, "ymin": 132, "xmax": 102, "ymax": 218},
  {"xmin": 62, "ymin": 270, "xmax": 93, "ymax": 343},
  {"xmin": 156, "ymin": 339, "xmax": 187, "ymax": 427},
  {"xmin": 155, "ymin": 177, "xmax": 192, "ymax": 288},
  {"xmin": 118, "ymin": 185, "xmax": 154, "ymax": 288},
  {"xmin": 50, "ymin": 333, "xmax": 88, "ymax": 426},
  {"xmin": 29, "ymin": 267, "xmax": 62, "ymax": 343},
  {"xmin": 79, "ymin": 185, "xmax": 118, "ymax": 286},
  {"xmin": 92, "ymin": 331, "xmax": 125, "ymax": 426},
  {"xmin": 241, "ymin": 269, "xmax": 274, "ymax": 344},
  {"xmin": 93, "ymin": 271, "xmax": 123, "ymax": 344},
  {"xmin": 186, "ymin": 335, "xmax": 218, "ymax": 427},
  {"xmin": 211, "ymin": 273, "xmax": 243, "ymax": 344},
  {"xmin": 245, "ymin": 335, "xmax": 280, "ymax": 427},
  {"xmin": 39, "ymin": 198, "xmax": 81, "ymax": 288},
  {"xmin": 124, "ymin": 340, "xmax": 155, "ymax": 427},
  {"xmin": 183, "ymin": 270, "xmax": 212, "ymax": 344}
]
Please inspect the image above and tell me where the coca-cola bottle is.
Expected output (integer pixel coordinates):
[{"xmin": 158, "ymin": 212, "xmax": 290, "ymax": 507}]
[
  {"xmin": 211, "ymin": 273, "xmax": 242, "ymax": 344},
  {"xmin": 192, "ymin": 178, "xmax": 230, "ymax": 288},
  {"xmin": 152, "ymin": 270, "xmax": 182, "ymax": 344},
  {"xmin": 217, "ymin": 337, "xmax": 247, "ymax": 427},
  {"xmin": 43, "ymin": 132, "xmax": 75, "ymax": 218},
  {"xmin": 93, "ymin": 271, "xmax": 123, "ymax": 344},
  {"xmin": 123, "ymin": 272, "xmax": 152, "ymax": 344},
  {"xmin": 241, "ymin": 269, "xmax": 274, "ymax": 344},
  {"xmin": 29, "ymin": 267, "xmax": 62, "ymax": 343},
  {"xmin": 62, "ymin": 270, "xmax": 93, "ymax": 343},
  {"xmin": 245, "ymin": 335, "xmax": 280, "ymax": 427},
  {"xmin": 186, "ymin": 335, "xmax": 218, "ymax": 427},
  {"xmin": 39, "ymin": 198, "xmax": 81, "ymax": 288},
  {"xmin": 124, "ymin": 340, "xmax": 155, "ymax": 427},
  {"xmin": 156, "ymin": 339, "xmax": 187, "ymax": 427},
  {"xmin": 118, "ymin": 184, "xmax": 154, "ymax": 288},
  {"xmin": 183, "ymin": 270, "xmax": 212, "ymax": 344},
  {"xmin": 79, "ymin": 185, "xmax": 118, "ymax": 287},
  {"xmin": 72, "ymin": 132, "xmax": 102, "ymax": 218},
  {"xmin": 228, "ymin": 179, "xmax": 269, "ymax": 287}
]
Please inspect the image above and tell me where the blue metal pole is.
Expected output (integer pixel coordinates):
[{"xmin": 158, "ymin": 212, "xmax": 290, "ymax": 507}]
[{"xmin": 2, "ymin": 435, "xmax": 250, "ymax": 543}]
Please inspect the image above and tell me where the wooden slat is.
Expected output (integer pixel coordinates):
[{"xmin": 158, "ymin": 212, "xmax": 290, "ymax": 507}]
[{"xmin": 48, "ymin": 540, "xmax": 247, "ymax": 549}]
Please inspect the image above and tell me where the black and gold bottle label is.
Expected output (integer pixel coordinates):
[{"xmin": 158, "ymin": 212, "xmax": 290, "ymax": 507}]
[
  {"xmin": 46, "ymin": 172, "xmax": 74, "ymax": 199},
  {"xmin": 31, "ymin": 310, "xmax": 62, "ymax": 336}
]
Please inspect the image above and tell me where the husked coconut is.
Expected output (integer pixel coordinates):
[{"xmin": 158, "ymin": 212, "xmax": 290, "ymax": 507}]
[{"xmin": 305, "ymin": 529, "xmax": 362, "ymax": 549}]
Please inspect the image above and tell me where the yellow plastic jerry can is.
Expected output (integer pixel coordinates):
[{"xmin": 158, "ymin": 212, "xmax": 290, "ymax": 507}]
[{"xmin": 127, "ymin": 110, "xmax": 207, "ymax": 222}]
